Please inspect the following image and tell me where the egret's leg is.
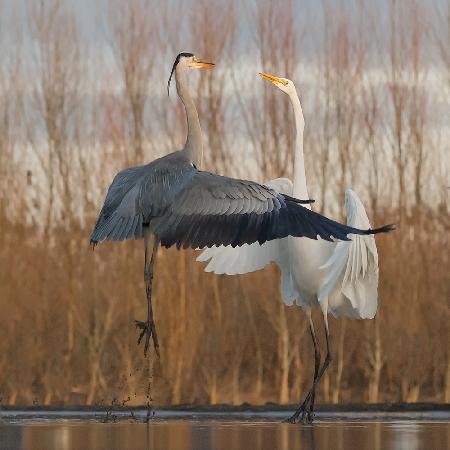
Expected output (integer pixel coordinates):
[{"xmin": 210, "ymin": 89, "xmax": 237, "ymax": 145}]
[
  {"xmin": 135, "ymin": 230, "xmax": 160, "ymax": 357},
  {"xmin": 302, "ymin": 310, "xmax": 332, "ymax": 423},
  {"xmin": 285, "ymin": 308, "xmax": 321, "ymax": 424},
  {"xmin": 307, "ymin": 310, "xmax": 321, "ymax": 419},
  {"xmin": 286, "ymin": 308, "xmax": 332, "ymax": 424},
  {"xmin": 302, "ymin": 307, "xmax": 332, "ymax": 423}
]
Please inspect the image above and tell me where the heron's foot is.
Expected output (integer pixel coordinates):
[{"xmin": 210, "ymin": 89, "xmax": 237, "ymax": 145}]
[{"xmin": 135, "ymin": 319, "xmax": 160, "ymax": 358}]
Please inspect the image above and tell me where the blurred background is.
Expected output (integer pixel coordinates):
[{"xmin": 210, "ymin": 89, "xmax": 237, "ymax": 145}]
[{"xmin": 0, "ymin": 0, "xmax": 448, "ymax": 407}]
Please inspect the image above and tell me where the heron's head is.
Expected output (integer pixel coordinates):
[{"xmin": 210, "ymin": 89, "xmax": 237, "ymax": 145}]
[
  {"xmin": 259, "ymin": 72, "xmax": 295, "ymax": 95},
  {"xmin": 167, "ymin": 52, "xmax": 215, "ymax": 95}
]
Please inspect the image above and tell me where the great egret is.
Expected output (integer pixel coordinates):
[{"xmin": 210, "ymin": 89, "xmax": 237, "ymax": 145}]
[
  {"xmin": 198, "ymin": 72, "xmax": 390, "ymax": 423},
  {"xmin": 91, "ymin": 55, "xmax": 393, "ymax": 358}
]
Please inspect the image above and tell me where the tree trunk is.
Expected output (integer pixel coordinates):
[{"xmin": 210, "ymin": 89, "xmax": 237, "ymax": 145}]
[
  {"xmin": 86, "ymin": 359, "xmax": 99, "ymax": 405},
  {"xmin": 231, "ymin": 364, "xmax": 241, "ymax": 405},
  {"xmin": 171, "ymin": 252, "xmax": 186, "ymax": 404},
  {"xmin": 368, "ymin": 319, "xmax": 383, "ymax": 403},
  {"xmin": 322, "ymin": 372, "xmax": 330, "ymax": 403},
  {"xmin": 291, "ymin": 349, "xmax": 302, "ymax": 402},
  {"xmin": 278, "ymin": 304, "xmax": 289, "ymax": 403},
  {"xmin": 209, "ymin": 372, "xmax": 217, "ymax": 404},
  {"xmin": 332, "ymin": 320, "xmax": 347, "ymax": 404},
  {"xmin": 239, "ymin": 279, "xmax": 264, "ymax": 399},
  {"xmin": 445, "ymin": 358, "xmax": 450, "ymax": 403}
]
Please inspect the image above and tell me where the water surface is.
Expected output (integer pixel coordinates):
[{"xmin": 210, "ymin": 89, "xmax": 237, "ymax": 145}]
[{"xmin": 0, "ymin": 413, "xmax": 448, "ymax": 450}]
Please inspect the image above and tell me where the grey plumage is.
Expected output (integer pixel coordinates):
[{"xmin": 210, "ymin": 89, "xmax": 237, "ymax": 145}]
[{"xmin": 91, "ymin": 150, "xmax": 393, "ymax": 249}]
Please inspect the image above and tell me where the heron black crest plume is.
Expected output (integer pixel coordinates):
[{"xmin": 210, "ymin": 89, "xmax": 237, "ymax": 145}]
[{"xmin": 167, "ymin": 52, "xmax": 194, "ymax": 95}]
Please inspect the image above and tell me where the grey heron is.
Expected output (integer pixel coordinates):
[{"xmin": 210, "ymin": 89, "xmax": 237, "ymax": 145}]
[
  {"xmin": 91, "ymin": 54, "xmax": 393, "ymax": 358},
  {"xmin": 198, "ymin": 72, "xmax": 393, "ymax": 423}
]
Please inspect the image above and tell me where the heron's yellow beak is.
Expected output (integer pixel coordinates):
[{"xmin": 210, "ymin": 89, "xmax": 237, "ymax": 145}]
[
  {"xmin": 188, "ymin": 58, "xmax": 215, "ymax": 69},
  {"xmin": 259, "ymin": 72, "xmax": 288, "ymax": 86}
]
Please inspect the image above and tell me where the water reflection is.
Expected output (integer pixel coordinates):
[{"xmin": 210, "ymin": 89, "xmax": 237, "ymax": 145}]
[{"xmin": 0, "ymin": 420, "xmax": 447, "ymax": 450}]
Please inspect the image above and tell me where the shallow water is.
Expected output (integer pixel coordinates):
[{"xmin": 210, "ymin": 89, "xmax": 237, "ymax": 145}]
[{"xmin": 0, "ymin": 413, "xmax": 448, "ymax": 450}]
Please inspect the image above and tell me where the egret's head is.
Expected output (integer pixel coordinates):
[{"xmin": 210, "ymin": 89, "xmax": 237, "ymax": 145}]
[
  {"xmin": 168, "ymin": 52, "xmax": 215, "ymax": 94},
  {"xmin": 259, "ymin": 72, "xmax": 295, "ymax": 95}
]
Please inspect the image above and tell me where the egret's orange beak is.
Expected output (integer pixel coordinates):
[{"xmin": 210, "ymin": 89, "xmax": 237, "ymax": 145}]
[{"xmin": 259, "ymin": 72, "xmax": 288, "ymax": 86}]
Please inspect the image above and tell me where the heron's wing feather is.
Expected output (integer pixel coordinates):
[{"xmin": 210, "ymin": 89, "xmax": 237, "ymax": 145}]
[
  {"xmin": 90, "ymin": 151, "xmax": 193, "ymax": 244},
  {"xmin": 90, "ymin": 166, "xmax": 148, "ymax": 243},
  {"xmin": 319, "ymin": 189, "xmax": 379, "ymax": 319},
  {"xmin": 92, "ymin": 152, "xmax": 392, "ymax": 248},
  {"xmin": 151, "ymin": 169, "xmax": 388, "ymax": 249},
  {"xmin": 196, "ymin": 177, "xmax": 294, "ymax": 274}
]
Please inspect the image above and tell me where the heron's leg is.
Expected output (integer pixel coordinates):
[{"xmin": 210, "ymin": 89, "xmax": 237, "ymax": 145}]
[
  {"xmin": 135, "ymin": 230, "xmax": 160, "ymax": 357},
  {"xmin": 285, "ymin": 308, "xmax": 321, "ymax": 424}
]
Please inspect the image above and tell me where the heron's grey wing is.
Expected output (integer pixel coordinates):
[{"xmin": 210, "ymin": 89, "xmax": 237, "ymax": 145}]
[
  {"xmin": 90, "ymin": 165, "xmax": 149, "ymax": 244},
  {"xmin": 196, "ymin": 176, "xmax": 299, "ymax": 305},
  {"xmin": 150, "ymin": 171, "xmax": 392, "ymax": 250},
  {"xmin": 91, "ymin": 151, "xmax": 196, "ymax": 244},
  {"xmin": 319, "ymin": 189, "xmax": 379, "ymax": 319},
  {"xmin": 196, "ymin": 177, "xmax": 294, "ymax": 274}
]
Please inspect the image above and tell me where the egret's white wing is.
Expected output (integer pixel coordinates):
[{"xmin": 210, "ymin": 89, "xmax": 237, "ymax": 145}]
[
  {"xmin": 319, "ymin": 189, "xmax": 379, "ymax": 319},
  {"xmin": 264, "ymin": 178, "xmax": 294, "ymax": 197},
  {"xmin": 197, "ymin": 177, "xmax": 293, "ymax": 274},
  {"xmin": 197, "ymin": 239, "xmax": 280, "ymax": 274}
]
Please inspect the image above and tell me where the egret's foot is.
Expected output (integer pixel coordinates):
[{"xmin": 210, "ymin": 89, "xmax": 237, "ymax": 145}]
[
  {"xmin": 300, "ymin": 397, "xmax": 315, "ymax": 424},
  {"xmin": 300, "ymin": 408, "xmax": 314, "ymax": 424},
  {"xmin": 284, "ymin": 395, "xmax": 314, "ymax": 424},
  {"xmin": 135, "ymin": 319, "xmax": 160, "ymax": 358},
  {"xmin": 284, "ymin": 404, "xmax": 305, "ymax": 424},
  {"xmin": 284, "ymin": 409, "xmax": 312, "ymax": 424},
  {"xmin": 283, "ymin": 412, "xmax": 302, "ymax": 424}
]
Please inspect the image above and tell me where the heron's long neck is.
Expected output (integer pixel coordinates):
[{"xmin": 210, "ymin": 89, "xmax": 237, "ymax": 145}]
[
  {"xmin": 289, "ymin": 89, "xmax": 310, "ymax": 208},
  {"xmin": 176, "ymin": 66, "xmax": 203, "ymax": 168}
]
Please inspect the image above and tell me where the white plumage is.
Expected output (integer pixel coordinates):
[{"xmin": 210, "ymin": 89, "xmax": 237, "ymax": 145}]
[
  {"xmin": 197, "ymin": 72, "xmax": 383, "ymax": 423},
  {"xmin": 198, "ymin": 184, "xmax": 379, "ymax": 319},
  {"xmin": 319, "ymin": 189, "xmax": 379, "ymax": 320}
]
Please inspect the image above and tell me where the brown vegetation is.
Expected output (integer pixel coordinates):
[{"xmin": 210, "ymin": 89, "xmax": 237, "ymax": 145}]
[{"xmin": 0, "ymin": 0, "xmax": 448, "ymax": 406}]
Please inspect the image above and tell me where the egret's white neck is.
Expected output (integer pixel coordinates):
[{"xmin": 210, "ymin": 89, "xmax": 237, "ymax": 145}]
[
  {"xmin": 289, "ymin": 88, "xmax": 310, "ymax": 209},
  {"xmin": 176, "ymin": 65, "xmax": 203, "ymax": 168}
]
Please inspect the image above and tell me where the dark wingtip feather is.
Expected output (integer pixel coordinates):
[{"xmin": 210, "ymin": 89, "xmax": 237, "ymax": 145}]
[
  {"xmin": 283, "ymin": 194, "xmax": 315, "ymax": 205},
  {"xmin": 298, "ymin": 198, "xmax": 315, "ymax": 204},
  {"xmin": 366, "ymin": 223, "xmax": 396, "ymax": 234}
]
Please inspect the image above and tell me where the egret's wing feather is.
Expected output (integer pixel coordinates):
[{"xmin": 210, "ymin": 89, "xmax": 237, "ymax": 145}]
[
  {"xmin": 197, "ymin": 239, "xmax": 281, "ymax": 274},
  {"xmin": 264, "ymin": 177, "xmax": 294, "ymax": 196},
  {"xmin": 319, "ymin": 189, "xmax": 379, "ymax": 319}
]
